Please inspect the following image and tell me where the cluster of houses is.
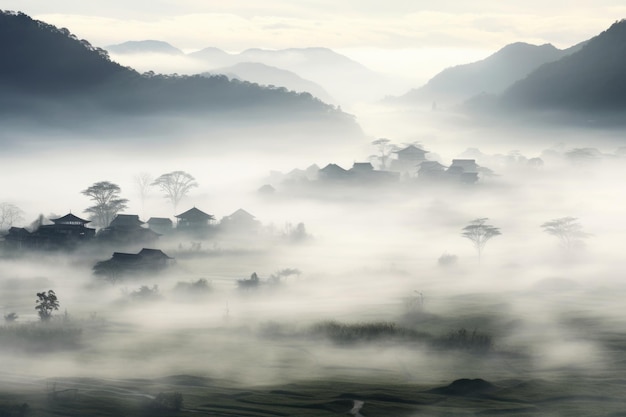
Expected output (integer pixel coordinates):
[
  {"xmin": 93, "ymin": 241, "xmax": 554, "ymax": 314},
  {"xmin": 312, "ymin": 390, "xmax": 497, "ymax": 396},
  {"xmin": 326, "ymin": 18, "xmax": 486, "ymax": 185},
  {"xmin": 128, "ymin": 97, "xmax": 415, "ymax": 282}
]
[
  {"xmin": 266, "ymin": 145, "xmax": 488, "ymax": 189},
  {"xmin": 1, "ymin": 207, "xmax": 261, "ymax": 252}
]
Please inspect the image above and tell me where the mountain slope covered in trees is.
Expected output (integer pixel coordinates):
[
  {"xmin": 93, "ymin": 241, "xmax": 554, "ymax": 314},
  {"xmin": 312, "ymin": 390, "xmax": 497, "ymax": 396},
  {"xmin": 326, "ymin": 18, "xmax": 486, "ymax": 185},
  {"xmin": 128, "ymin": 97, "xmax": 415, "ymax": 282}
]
[
  {"xmin": 0, "ymin": 10, "xmax": 357, "ymax": 132},
  {"xmin": 499, "ymin": 19, "xmax": 626, "ymax": 113},
  {"xmin": 390, "ymin": 42, "xmax": 581, "ymax": 107}
]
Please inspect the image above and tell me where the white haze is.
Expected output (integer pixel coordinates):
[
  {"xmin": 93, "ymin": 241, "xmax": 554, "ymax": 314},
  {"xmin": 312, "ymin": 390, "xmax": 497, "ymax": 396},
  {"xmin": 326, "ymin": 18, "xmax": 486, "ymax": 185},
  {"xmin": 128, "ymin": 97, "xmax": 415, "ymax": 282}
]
[{"xmin": 2, "ymin": 104, "xmax": 626, "ymax": 393}]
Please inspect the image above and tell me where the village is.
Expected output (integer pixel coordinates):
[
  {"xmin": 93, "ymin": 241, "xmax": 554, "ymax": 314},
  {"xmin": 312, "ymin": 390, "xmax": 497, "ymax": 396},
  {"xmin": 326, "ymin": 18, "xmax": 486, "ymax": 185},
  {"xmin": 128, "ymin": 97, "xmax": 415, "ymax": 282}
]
[
  {"xmin": 261, "ymin": 143, "xmax": 493, "ymax": 195},
  {"xmin": 0, "ymin": 204, "xmax": 287, "ymax": 280},
  {"xmin": 0, "ymin": 140, "xmax": 539, "ymax": 284}
]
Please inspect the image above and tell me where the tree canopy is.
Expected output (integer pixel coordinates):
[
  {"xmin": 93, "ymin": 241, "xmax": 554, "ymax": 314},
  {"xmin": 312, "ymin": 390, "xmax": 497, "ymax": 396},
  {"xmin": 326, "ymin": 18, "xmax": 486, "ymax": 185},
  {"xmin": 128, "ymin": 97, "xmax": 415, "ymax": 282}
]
[
  {"xmin": 541, "ymin": 217, "xmax": 589, "ymax": 251},
  {"xmin": 461, "ymin": 218, "xmax": 501, "ymax": 262},
  {"xmin": 82, "ymin": 181, "xmax": 128, "ymax": 228},
  {"xmin": 152, "ymin": 171, "xmax": 198, "ymax": 213}
]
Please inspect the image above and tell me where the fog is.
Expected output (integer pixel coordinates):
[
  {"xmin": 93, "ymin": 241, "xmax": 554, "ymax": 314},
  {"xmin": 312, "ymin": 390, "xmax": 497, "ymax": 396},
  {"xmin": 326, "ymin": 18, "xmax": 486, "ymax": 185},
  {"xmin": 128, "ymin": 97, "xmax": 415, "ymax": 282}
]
[{"xmin": 2, "ymin": 45, "xmax": 626, "ymax": 416}]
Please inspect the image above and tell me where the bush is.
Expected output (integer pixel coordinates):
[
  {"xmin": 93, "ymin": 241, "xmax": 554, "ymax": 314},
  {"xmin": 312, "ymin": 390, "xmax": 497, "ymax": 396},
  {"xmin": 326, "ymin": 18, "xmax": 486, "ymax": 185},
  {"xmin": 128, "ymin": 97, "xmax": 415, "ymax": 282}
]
[
  {"xmin": 130, "ymin": 285, "xmax": 161, "ymax": 301},
  {"xmin": 237, "ymin": 272, "xmax": 261, "ymax": 290},
  {"xmin": 438, "ymin": 253, "xmax": 458, "ymax": 267},
  {"xmin": 173, "ymin": 278, "xmax": 212, "ymax": 294},
  {"xmin": 3, "ymin": 312, "xmax": 18, "ymax": 323}
]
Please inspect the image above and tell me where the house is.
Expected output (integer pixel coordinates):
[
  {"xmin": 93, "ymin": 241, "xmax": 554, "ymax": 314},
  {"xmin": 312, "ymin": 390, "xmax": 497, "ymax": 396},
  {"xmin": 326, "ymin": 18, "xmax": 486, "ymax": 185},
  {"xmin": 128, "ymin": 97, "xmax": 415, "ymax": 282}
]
[
  {"xmin": 418, "ymin": 161, "xmax": 447, "ymax": 180},
  {"xmin": 348, "ymin": 162, "xmax": 398, "ymax": 183},
  {"xmin": 108, "ymin": 214, "xmax": 144, "ymax": 229},
  {"xmin": 147, "ymin": 217, "xmax": 173, "ymax": 235},
  {"xmin": 350, "ymin": 162, "xmax": 375, "ymax": 173},
  {"xmin": 175, "ymin": 207, "xmax": 215, "ymax": 230},
  {"xmin": 318, "ymin": 163, "xmax": 349, "ymax": 181},
  {"xmin": 3, "ymin": 227, "xmax": 31, "ymax": 250},
  {"xmin": 219, "ymin": 209, "xmax": 261, "ymax": 234},
  {"xmin": 33, "ymin": 213, "xmax": 96, "ymax": 248},
  {"xmin": 257, "ymin": 184, "xmax": 276, "ymax": 195},
  {"xmin": 390, "ymin": 145, "xmax": 428, "ymax": 174},
  {"xmin": 93, "ymin": 248, "xmax": 174, "ymax": 278},
  {"xmin": 446, "ymin": 159, "xmax": 479, "ymax": 183},
  {"xmin": 97, "ymin": 214, "xmax": 160, "ymax": 245},
  {"xmin": 5, "ymin": 213, "xmax": 96, "ymax": 250}
]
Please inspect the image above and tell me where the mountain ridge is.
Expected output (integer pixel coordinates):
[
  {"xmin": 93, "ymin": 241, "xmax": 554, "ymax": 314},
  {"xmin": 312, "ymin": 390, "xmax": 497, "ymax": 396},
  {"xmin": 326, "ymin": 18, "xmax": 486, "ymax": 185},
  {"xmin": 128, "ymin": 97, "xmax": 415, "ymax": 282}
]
[
  {"xmin": 0, "ymin": 10, "xmax": 359, "ymax": 137},
  {"xmin": 498, "ymin": 19, "xmax": 626, "ymax": 113},
  {"xmin": 389, "ymin": 41, "xmax": 582, "ymax": 107}
]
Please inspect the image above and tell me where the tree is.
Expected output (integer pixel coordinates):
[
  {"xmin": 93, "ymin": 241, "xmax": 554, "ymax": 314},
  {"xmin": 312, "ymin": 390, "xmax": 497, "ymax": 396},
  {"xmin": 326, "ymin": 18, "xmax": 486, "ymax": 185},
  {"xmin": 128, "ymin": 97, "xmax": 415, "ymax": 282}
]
[
  {"xmin": 541, "ymin": 217, "xmax": 589, "ymax": 251},
  {"xmin": 82, "ymin": 181, "xmax": 128, "ymax": 228},
  {"xmin": 461, "ymin": 218, "xmax": 501, "ymax": 263},
  {"xmin": 0, "ymin": 202, "xmax": 24, "ymax": 230},
  {"xmin": 35, "ymin": 290, "xmax": 59, "ymax": 321},
  {"xmin": 134, "ymin": 172, "xmax": 153, "ymax": 217},
  {"xmin": 152, "ymin": 171, "xmax": 198, "ymax": 213},
  {"xmin": 371, "ymin": 138, "xmax": 395, "ymax": 170}
]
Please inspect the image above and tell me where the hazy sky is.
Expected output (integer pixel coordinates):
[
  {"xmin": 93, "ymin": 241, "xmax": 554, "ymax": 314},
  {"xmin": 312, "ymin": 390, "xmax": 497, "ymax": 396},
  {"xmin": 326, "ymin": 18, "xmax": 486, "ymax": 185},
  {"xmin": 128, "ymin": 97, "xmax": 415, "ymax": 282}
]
[{"xmin": 3, "ymin": 1, "xmax": 625, "ymax": 80}]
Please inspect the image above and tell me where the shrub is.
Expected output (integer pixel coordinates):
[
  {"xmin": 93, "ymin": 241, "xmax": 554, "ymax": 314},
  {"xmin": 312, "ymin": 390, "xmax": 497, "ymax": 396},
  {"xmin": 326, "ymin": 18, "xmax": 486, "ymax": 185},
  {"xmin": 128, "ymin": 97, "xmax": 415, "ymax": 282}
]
[
  {"xmin": 130, "ymin": 285, "xmax": 161, "ymax": 301},
  {"xmin": 438, "ymin": 253, "xmax": 458, "ymax": 267},
  {"xmin": 237, "ymin": 272, "xmax": 261, "ymax": 290},
  {"xmin": 173, "ymin": 278, "xmax": 212, "ymax": 294},
  {"xmin": 3, "ymin": 312, "xmax": 18, "ymax": 323}
]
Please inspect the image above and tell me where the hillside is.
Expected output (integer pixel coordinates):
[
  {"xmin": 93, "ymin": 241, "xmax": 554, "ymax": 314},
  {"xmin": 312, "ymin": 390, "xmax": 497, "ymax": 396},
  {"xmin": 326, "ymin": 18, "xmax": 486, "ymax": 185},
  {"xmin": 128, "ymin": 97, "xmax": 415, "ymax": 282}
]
[
  {"xmin": 499, "ymin": 19, "xmax": 626, "ymax": 114},
  {"xmin": 0, "ymin": 11, "xmax": 358, "ymax": 133},
  {"xmin": 190, "ymin": 46, "xmax": 386, "ymax": 104},
  {"xmin": 203, "ymin": 62, "xmax": 335, "ymax": 104},
  {"xmin": 391, "ymin": 42, "xmax": 579, "ymax": 107}
]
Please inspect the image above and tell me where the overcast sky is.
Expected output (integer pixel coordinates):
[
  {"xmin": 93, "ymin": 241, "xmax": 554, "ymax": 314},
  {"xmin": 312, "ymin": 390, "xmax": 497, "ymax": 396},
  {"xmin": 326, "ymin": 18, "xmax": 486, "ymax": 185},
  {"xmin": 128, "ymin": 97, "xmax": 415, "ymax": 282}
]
[{"xmin": 3, "ymin": 1, "xmax": 624, "ymax": 80}]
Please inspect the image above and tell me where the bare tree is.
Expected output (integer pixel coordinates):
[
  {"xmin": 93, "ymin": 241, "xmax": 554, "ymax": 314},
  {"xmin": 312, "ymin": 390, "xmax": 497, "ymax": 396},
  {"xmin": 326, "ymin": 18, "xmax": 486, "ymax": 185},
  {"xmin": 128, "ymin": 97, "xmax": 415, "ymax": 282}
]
[
  {"xmin": 541, "ymin": 217, "xmax": 589, "ymax": 251},
  {"xmin": 0, "ymin": 202, "xmax": 24, "ymax": 230},
  {"xmin": 134, "ymin": 172, "xmax": 153, "ymax": 217},
  {"xmin": 461, "ymin": 218, "xmax": 501, "ymax": 263},
  {"xmin": 82, "ymin": 181, "xmax": 129, "ymax": 228},
  {"xmin": 152, "ymin": 171, "xmax": 198, "ymax": 214}
]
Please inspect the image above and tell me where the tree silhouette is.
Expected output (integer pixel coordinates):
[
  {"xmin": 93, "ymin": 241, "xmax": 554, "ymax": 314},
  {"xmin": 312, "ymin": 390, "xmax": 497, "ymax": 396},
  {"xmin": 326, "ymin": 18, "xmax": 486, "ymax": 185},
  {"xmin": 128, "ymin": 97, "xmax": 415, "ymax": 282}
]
[
  {"xmin": 82, "ymin": 181, "xmax": 129, "ymax": 228},
  {"xmin": 152, "ymin": 171, "xmax": 198, "ymax": 214},
  {"xmin": 134, "ymin": 172, "xmax": 153, "ymax": 218},
  {"xmin": 541, "ymin": 217, "xmax": 589, "ymax": 251},
  {"xmin": 0, "ymin": 202, "xmax": 24, "ymax": 230},
  {"xmin": 461, "ymin": 218, "xmax": 501, "ymax": 263},
  {"xmin": 371, "ymin": 138, "xmax": 395, "ymax": 170},
  {"xmin": 35, "ymin": 290, "xmax": 59, "ymax": 322}
]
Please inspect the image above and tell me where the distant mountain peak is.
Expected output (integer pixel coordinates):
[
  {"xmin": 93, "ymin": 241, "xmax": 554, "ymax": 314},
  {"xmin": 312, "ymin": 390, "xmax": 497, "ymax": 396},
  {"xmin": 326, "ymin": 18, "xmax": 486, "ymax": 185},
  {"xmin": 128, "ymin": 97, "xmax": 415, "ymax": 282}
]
[
  {"xmin": 389, "ymin": 41, "xmax": 574, "ymax": 106},
  {"xmin": 497, "ymin": 17, "xmax": 626, "ymax": 116},
  {"xmin": 106, "ymin": 40, "xmax": 183, "ymax": 55}
]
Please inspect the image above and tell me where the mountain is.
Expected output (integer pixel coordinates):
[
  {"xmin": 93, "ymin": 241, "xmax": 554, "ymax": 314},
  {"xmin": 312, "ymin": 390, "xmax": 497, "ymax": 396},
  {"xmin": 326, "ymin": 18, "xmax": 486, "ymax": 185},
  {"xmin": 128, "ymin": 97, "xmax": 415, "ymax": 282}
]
[
  {"xmin": 105, "ymin": 40, "xmax": 184, "ymax": 55},
  {"xmin": 390, "ymin": 42, "xmax": 581, "ymax": 107},
  {"xmin": 498, "ymin": 20, "xmax": 626, "ymax": 115},
  {"xmin": 191, "ymin": 47, "xmax": 386, "ymax": 104},
  {"xmin": 188, "ymin": 47, "xmax": 235, "ymax": 67},
  {"xmin": 0, "ymin": 11, "xmax": 359, "ymax": 137},
  {"xmin": 204, "ymin": 62, "xmax": 334, "ymax": 104}
]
